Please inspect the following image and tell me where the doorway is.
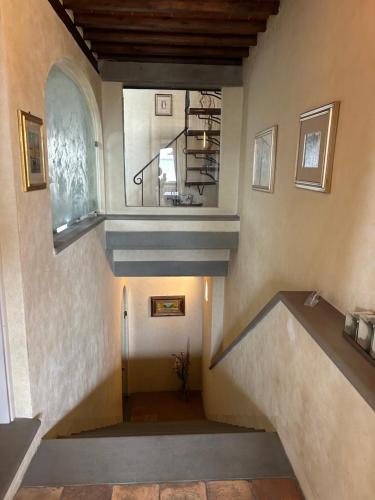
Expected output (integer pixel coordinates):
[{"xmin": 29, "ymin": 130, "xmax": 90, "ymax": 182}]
[
  {"xmin": 0, "ymin": 269, "xmax": 12, "ymax": 423},
  {"xmin": 121, "ymin": 287, "xmax": 129, "ymax": 419}
]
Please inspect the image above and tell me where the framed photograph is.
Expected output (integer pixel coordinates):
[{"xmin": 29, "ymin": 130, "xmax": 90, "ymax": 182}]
[
  {"xmin": 295, "ymin": 102, "xmax": 340, "ymax": 192},
  {"xmin": 252, "ymin": 125, "xmax": 277, "ymax": 193},
  {"xmin": 151, "ymin": 296, "xmax": 185, "ymax": 317},
  {"xmin": 155, "ymin": 94, "xmax": 173, "ymax": 116},
  {"xmin": 18, "ymin": 110, "xmax": 47, "ymax": 191}
]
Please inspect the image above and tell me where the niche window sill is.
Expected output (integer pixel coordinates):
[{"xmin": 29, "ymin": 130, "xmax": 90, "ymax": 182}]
[{"xmin": 53, "ymin": 215, "xmax": 105, "ymax": 254}]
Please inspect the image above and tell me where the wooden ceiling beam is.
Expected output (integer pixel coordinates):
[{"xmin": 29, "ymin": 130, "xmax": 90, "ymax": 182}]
[
  {"xmin": 75, "ymin": 13, "xmax": 266, "ymax": 35},
  {"xmin": 97, "ymin": 55, "xmax": 243, "ymax": 66},
  {"xmin": 84, "ymin": 29, "xmax": 257, "ymax": 48},
  {"xmin": 64, "ymin": 0, "xmax": 279, "ymax": 20},
  {"xmin": 92, "ymin": 42, "xmax": 249, "ymax": 59}
]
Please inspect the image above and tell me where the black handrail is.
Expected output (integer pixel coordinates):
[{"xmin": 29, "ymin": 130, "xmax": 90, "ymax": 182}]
[{"xmin": 133, "ymin": 128, "xmax": 187, "ymax": 186}]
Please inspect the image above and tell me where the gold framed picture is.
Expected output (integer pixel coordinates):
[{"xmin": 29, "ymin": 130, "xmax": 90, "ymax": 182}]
[
  {"xmin": 151, "ymin": 296, "xmax": 185, "ymax": 317},
  {"xmin": 18, "ymin": 110, "xmax": 47, "ymax": 191},
  {"xmin": 295, "ymin": 102, "xmax": 340, "ymax": 193},
  {"xmin": 252, "ymin": 125, "xmax": 278, "ymax": 193}
]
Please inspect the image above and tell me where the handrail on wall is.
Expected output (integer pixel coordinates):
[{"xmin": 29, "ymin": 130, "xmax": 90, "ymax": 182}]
[{"xmin": 209, "ymin": 291, "xmax": 375, "ymax": 412}]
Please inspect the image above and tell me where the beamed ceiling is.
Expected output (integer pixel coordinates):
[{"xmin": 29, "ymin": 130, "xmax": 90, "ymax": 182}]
[{"xmin": 51, "ymin": 0, "xmax": 280, "ymax": 71}]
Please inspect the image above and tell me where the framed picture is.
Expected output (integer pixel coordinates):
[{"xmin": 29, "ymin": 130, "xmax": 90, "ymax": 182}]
[
  {"xmin": 18, "ymin": 110, "xmax": 47, "ymax": 191},
  {"xmin": 155, "ymin": 94, "xmax": 173, "ymax": 116},
  {"xmin": 151, "ymin": 296, "xmax": 185, "ymax": 317},
  {"xmin": 252, "ymin": 125, "xmax": 277, "ymax": 193},
  {"xmin": 295, "ymin": 102, "xmax": 340, "ymax": 192}
]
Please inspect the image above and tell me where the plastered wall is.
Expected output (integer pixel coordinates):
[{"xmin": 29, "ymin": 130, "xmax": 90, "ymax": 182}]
[
  {"xmin": 123, "ymin": 277, "xmax": 203, "ymax": 393},
  {"xmin": 203, "ymin": 303, "xmax": 375, "ymax": 500},
  {"xmin": 0, "ymin": 0, "xmax": 123, "ymax": 436},
  {"xmin": 224, "ymin": 0, "xmax": 375, "ymax": 344}
]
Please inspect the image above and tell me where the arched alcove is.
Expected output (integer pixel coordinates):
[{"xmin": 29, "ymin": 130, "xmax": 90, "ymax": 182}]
[{"xmin": 45, "ymin": 60, "xmax": 104, "ymax": 231}]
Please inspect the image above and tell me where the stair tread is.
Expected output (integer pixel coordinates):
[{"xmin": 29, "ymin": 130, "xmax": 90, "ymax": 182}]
[
  {"xmin": 66, "ymin": 420, "xmax": 259, "ymax": 438},
  {"xmin": 189, "ymin": 108, "xmax": 221, "ymax": 116},
  {"xmin": 185, "ymin": 181, "xmax": 216, "ymax": 186},
  {"xmin": 187, "ymin": 130, "xmax": 220, "ymax": 136},
  {"xmin": 185, "ymin": 149, "xmax": 220, "ymax": 155},
  {"xmin": 186, "ymin": 166, "xmax": 218, "ymax": 171},
  {"xmin": 23, "ymin": 432, "xmax": 295, "ymax": 487}
]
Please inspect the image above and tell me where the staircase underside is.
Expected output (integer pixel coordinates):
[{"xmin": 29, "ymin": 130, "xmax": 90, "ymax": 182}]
[{"xmin": 23, "ymin": 430, "xmax": 294, "ymax": 487}]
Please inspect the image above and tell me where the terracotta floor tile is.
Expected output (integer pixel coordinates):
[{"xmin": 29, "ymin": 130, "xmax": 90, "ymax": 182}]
[
  {"xmin": 251, "ymin": 479, "xmax": 304, "ymax": 500},
  {"xmin": 207, "ymin": 480, "xmax": 254, "ymax": 499},
  {"xmin": 60, "ymin": 485, "xmax": 113, "ymax": 500},
  {"xmin": 112, "ymin": 484, "xmax": 159, "ymax": 500},
  {"xmin": 160, "ymin": 481, "xmax": 207, "ymax": 500},
  {"xmin": 14, "ymin": 487, "xmax": 63, "ymax": 500}
]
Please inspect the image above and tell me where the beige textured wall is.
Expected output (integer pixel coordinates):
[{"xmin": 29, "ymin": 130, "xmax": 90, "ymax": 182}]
[
  {"xmin": 224, "ymin": 0, "xmax": 375, "ymax": 344},
  {"xmin": 0, "ymin": 0, "xmax": 123, "ymax": 436},
  {"xmin": 203, "ymin": 303, "xmax": 375, "ymax": 500},
  {"xmin": 123, "ymin": 277, "xmax": 203, "ymax": 393}
]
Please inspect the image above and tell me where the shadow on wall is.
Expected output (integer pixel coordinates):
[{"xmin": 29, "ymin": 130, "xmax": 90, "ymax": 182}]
[
  {"xmin": 129, "ymin": 356, "xmax": 202, "ymax": 393},
  {"xmin": 44, "ymin": 371, "xmax": 123, "ymax": 439}
]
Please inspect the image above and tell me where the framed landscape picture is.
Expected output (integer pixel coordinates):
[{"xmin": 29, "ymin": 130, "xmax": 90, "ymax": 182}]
[
  {"xmin": 151, "ymin": 296, "xmax": 185, "ymax": 317},
  {"xmin": 155, "ymin": 94, "xmax": 173, "ymax": 116},
  {"xmin": 295, "ymin": 102, "xmax": 340, "ymax": 192},
  {"xmin": 18, "ymin": 110, "xmax": 47, "ymax": 191},
  {"xmin": 252, "ymin": 125, "xmax": 277, "ymax": 193}
]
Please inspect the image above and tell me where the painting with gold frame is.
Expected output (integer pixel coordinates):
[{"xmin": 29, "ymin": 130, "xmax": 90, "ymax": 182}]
[
  {"xmin": 295, "ymin": 102, "xmax": 340, "ymax": 193},
  {"xmin": 151, "ymin": 296, "xmax": 185, "ymax": 317},
  {"xmin": 18, "ymin": 110, "xmax": 47, "ymax": 191}
]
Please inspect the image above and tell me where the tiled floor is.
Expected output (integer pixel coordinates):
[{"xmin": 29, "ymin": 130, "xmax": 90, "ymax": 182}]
[
  {"xmin": 128, "ymin": 391, "xmax": 205, "ymax": 422},
  {"xmin": 15, "ymin": 479, "xmax": 304, "ymax": 499}
]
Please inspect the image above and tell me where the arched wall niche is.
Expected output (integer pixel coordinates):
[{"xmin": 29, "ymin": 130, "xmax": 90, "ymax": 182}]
[{"xmin": 45, "ymin": 58, "xmax": 106, "ymax": 227}]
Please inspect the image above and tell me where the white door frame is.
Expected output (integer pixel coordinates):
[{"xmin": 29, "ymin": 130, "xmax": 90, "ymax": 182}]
[
  {"xmin": 0, "ymin": 255, "xmax": 13, "ymax": 423},
  {"xmin": 121, "ymin": 286, "xmax": 129, "ymax": 397}
]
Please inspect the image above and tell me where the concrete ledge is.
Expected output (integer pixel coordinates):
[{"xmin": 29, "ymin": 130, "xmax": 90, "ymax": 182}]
[
  {"xmin": 0, "ymin": 419, "xmax": 41, "ymax": 500},
  {"xmin": 53, "ymin": 215, "xmax": 105, "ymax": 254},
  {"xmin": 107, "ymin": 231, "xmax": 239, "ymax": 250},
  {"xmin": 210, "ymin": 291, "xmax": 375, "ymax": 412},
  {"xmin": 113, "ymin": 261, "xmax": 228, "ymax": 277}
]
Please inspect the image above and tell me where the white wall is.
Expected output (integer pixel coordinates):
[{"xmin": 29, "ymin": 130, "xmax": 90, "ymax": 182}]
[
  {"xmin": 223, "ymin": 0, "xmax": 375, "ymax": 345},
  {"xmin": 203, "ymin": 302, "xmax": 375, "ymax": 500},
  {"xmin": 0, "ymin": 0, "xmax": 123, "ymax": 436},
  {"xmin": 123, "ymin": 277, "xmax": 203, "ymax": 393}
]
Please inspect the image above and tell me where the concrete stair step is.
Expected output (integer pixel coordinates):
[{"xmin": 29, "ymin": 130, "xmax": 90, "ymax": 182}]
[
  {"xmin": 23, "ymin": 431, "xmax": 294, "ymax": 487},
  {"xmin": 66, "ymin": 420, "xmax": 260, "ymax": 438}
]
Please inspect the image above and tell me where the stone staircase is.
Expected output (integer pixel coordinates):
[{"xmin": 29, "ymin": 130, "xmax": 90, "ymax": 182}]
[{"xmin": 22, "ymin": 420, "xmax": 295, "ymax": 488}]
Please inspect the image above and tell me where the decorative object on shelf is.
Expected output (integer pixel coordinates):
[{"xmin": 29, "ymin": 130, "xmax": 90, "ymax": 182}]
[
  {"xmin": 304, "ymin": 290, "xmax": 321, "ymax": 308},
  {"xmin": 18, "ymin": 110, "xmax": 47, "ymax": 191},
  {"xmin": 343, "ymin": 310, "xmax": 375, "ymax": 366},
  {"xmin": 252, "ymin": 125, "xmax": 277, "ymax": 193},
  {"xmin": 172, "ymin": 339, "xmax": 190, "ymax": 398},
  {"xmin": 151, "ymin": 296, "xmax": 185, "ymax": 317},
  {"xmin": 155, "ymin": 93, "xmax": 173, "ymax": 116},
  {"xmin": 295, "ymin": 101, "xmax": 340, "ymax": 192}
]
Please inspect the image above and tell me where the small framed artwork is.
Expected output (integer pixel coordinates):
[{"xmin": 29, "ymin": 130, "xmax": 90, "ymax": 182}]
[
  {"xmin": 295, "ymin": 102, "xmax": 340, "ymax": 192},
  {"xmin": 18, "ymin": 110, "xmax": 47, "ymax": 191},
  {"xmin": 155, "ymin": 94, "xmax": 173, "ymax": 116},
  {"xmin": 151, "ymin": 296, "xmax": 185, "ymax": 317},
  {"xmin": 252, "ymin": 125, "xmax": 277, "ymax": 193}
]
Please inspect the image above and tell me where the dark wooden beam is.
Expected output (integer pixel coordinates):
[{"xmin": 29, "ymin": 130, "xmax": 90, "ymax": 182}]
[
  {"xmin": 47, "ymin": 0, "xmax": 98, "ymax": 72},
  {"xmin": 74, "ymin": 13, "xmax": 266, "ymax": 35},
  {"xmin": 97, "ymin": 55, "xmax": 243, "ymax": 66},
  {"xmin": 84, "ymin": 29, "xmax": 257, "ymax": 48},
  {"xmin": 64, "ymin": 0, "xmax": 280, "ymax": 20},
  {"xmin": 92, "ymin": 42, "xmax": 249, "ymax": 59}
]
